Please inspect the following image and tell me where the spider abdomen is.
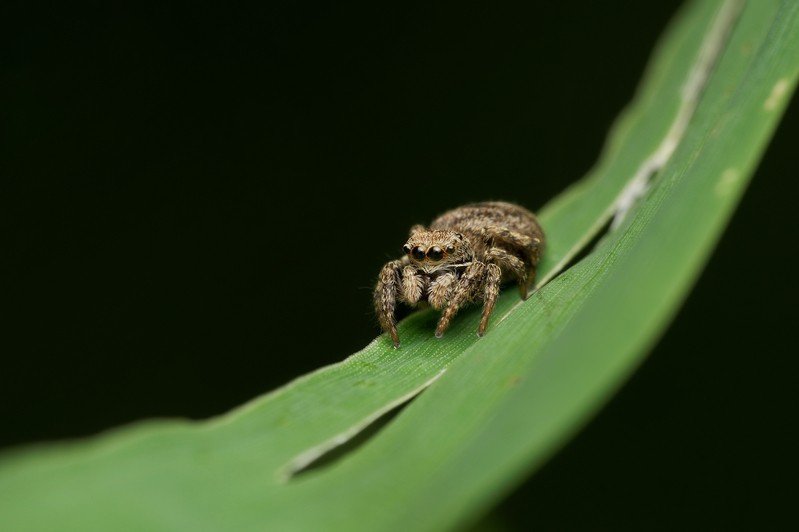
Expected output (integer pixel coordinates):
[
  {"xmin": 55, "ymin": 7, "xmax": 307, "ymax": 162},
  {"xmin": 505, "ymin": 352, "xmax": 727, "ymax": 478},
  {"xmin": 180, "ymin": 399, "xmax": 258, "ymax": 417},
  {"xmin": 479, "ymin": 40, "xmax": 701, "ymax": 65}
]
[{"xmin": 430, "ymin": 201, "xmax": 544, "ymax": 268}]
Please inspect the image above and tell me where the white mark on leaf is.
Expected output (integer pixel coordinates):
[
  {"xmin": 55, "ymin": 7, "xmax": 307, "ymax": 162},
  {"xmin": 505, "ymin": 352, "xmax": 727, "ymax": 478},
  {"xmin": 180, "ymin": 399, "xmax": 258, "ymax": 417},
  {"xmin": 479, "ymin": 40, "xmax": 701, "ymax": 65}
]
[
  {"xmin": 764, "ymin": 78, "xmax": 790, "ymax": 111},
  {"xmin": 610, "ymin": 0, "xmax": 744, "ymax": 229},
  {"xmin": 715, "ymin": 168, "xmax": 740, "ymax": 196}
]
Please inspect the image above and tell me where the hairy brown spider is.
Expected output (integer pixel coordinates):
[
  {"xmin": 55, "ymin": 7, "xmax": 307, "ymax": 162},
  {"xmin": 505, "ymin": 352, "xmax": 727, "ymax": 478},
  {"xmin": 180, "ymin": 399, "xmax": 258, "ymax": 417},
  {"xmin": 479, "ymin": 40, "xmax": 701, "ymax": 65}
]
[{"xmin": 374, "ymin": 201, "xmax": 545, "ymax": 347}]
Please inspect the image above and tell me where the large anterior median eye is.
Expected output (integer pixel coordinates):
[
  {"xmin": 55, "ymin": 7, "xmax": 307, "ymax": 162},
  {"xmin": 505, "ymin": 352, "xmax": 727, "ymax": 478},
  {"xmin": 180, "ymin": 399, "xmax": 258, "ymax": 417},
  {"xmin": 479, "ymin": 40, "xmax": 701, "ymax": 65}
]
[
  {"xmin": 426, "ymin": 246, "xmax": 443, "ymax": 261},
  {"xmin": 411, "ymin": 246, "xmax": 426, "ymax": 260}
]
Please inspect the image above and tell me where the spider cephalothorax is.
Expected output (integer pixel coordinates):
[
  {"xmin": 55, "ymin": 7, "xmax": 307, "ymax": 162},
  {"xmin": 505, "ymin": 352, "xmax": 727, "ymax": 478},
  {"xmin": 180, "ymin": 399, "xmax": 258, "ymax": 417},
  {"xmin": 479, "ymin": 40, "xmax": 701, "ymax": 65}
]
[
  {"xmin": 374, "ymin": 201, "xmax": 544, "ymax": 347},
  {"xmin": 403, "ymin": 230, "xmax": 473, "ymax": 272}
]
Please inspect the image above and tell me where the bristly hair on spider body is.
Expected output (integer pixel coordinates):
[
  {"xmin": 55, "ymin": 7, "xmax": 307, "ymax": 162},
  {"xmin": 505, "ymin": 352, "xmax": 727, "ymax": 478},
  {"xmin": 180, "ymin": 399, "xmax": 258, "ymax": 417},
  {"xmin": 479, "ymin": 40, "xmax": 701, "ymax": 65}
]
[{"xmin": 374, "ymin": 201, "xmax": 545, "ymax": 348}]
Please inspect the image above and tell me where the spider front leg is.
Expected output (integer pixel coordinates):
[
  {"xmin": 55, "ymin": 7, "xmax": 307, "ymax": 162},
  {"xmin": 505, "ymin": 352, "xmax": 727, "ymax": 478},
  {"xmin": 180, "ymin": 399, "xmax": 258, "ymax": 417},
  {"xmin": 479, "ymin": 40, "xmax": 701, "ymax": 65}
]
[
  {"xmin": 428, "ymin": 271, "xmax": 457, "ymax": 310},
  {"xmin": 401, "ymin": 265, "xmax": 425, "ymax": 305},
  {"xmin": 435, "ymin": 262, "xmax": 486, "ymax": 338},
  {"xmin": 374, "ymin": 259, "xmax": 403, "ymax": 347}
]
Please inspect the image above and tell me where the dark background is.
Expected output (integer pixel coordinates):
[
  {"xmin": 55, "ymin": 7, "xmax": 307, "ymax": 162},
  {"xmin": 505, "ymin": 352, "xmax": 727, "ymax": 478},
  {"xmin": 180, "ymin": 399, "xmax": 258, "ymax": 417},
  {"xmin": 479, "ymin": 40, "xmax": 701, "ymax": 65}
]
[{"xmin": 2, "ymin": 1, "xmax": 797, "ymax": 530}]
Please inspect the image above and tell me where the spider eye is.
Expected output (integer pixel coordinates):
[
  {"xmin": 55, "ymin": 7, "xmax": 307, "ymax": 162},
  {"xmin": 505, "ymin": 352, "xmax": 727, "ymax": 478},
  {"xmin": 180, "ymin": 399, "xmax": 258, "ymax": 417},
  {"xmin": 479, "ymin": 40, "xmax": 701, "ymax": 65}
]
[
  {"xmin": 445, "ymin": 245, "xmax": 455, "ymax": 254},
  {"xmin": 427, "ymin": 246, "xmax": 444, "ymax": 261},
  {"xmin": 403, "ymin": 244, "xmax": 412, "ymax": 254},
  {"xmin": 411, "ymin": 246, "xmax": 426, "ymax": 260}
]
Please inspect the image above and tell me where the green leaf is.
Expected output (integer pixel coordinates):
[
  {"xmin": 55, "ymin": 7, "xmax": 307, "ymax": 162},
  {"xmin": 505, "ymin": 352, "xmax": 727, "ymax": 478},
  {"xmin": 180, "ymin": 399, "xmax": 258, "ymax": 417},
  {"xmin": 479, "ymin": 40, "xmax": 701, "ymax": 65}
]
[{"xmin": 1, "ymin": 1, "xmax": 797, "ymax": 530}]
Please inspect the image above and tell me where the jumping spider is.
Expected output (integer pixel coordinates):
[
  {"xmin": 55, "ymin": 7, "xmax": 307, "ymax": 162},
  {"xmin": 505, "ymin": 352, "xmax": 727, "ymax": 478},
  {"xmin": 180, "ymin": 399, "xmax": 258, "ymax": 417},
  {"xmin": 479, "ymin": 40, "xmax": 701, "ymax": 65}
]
[{"xmin": 374, "ymin": 201, "xmax": 545, "ymax": 347}]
